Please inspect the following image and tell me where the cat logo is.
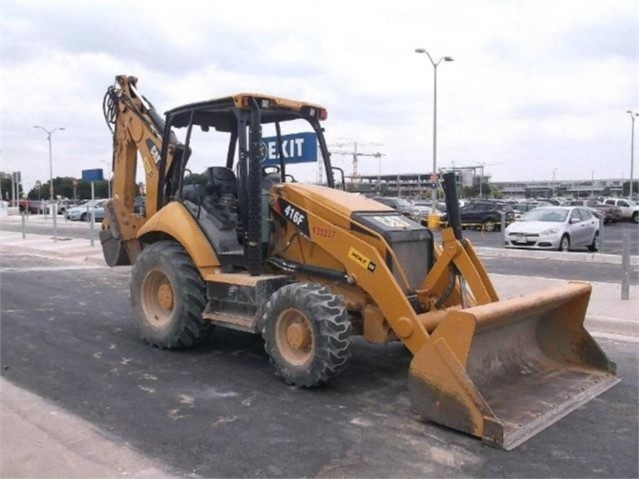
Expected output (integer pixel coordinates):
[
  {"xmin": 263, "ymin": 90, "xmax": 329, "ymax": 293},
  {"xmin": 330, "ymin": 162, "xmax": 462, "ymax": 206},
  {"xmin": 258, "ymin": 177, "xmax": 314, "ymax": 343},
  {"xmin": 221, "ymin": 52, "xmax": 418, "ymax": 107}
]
[{"xmin": 348, "ymin": 247, "xmax": 376, "ymax": 273}]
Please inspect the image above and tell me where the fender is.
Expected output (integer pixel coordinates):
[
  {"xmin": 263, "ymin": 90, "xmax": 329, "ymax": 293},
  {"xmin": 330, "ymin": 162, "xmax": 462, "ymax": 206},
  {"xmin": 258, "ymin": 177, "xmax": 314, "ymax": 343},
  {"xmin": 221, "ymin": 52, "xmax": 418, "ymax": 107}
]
[{"xmin": 137, "ymin": 202, "xmax": 221, "ymax": 274}]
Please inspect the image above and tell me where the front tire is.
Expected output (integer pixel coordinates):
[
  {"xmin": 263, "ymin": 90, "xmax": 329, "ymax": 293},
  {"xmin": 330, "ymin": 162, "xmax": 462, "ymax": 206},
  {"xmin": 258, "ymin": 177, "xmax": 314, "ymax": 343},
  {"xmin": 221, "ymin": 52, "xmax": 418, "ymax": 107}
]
[
  {"xmin": 131, "ymin": 240, "xmax": 213, "ymax": 349},
  {"xmin": 588, "ymin": 232, "xmax": 600, "ymax": 252},
  {"xmin": 484, "ymin": 220, "xmax": 496, "ymax": 232},
  {"xmin": 633, "ymin": 212, "xmax": 638, "ymax": 224},
  {"xmin": 559, "ymin": 234, "xmax": 570, "ymax": 252},
  {"xmin": 261, "ymin": 283, "xmax": 352, "ymax": 387}
]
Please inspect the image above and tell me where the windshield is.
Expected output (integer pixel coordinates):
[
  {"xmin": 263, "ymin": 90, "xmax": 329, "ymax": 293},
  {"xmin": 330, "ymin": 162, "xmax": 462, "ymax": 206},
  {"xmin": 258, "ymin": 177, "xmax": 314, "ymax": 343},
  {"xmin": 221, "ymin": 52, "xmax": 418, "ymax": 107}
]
[
  {"xmin": 521, "ymin": 208, "xmax": 568, "ymax": 222},
  {"xmin": 395, "ymin": 198, "xmax": 412, "ymax": 208}
]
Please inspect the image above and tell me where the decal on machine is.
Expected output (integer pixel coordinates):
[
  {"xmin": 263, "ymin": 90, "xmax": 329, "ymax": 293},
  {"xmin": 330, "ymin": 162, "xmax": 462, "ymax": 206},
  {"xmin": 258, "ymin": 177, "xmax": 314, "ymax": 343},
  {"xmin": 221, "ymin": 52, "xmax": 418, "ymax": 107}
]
[
  {"xmin": 278, "ymin": 198, "xmax": 310, "ymax": 235},
  {"xmin": 348, "ymin": 247, "xmax": 376, "ymax": 273},
  {"xmin": 372, "ymin": 215, "xmax": 412, "ymax": 229},
  {"xmin": 144, "ymin": 139, "xmax": 161, "ymax": 177}
]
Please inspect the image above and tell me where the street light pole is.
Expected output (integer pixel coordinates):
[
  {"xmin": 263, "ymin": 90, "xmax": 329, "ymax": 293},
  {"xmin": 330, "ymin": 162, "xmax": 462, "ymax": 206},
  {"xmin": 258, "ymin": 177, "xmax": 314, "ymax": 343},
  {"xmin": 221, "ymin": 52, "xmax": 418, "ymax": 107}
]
[
  {"xmin": 33, "ymin": 125, "xmax": 66, "ymax": 201},
  {"xmin": 101, "ymin": 160, "xmax": 112, "ymax": 198},
  {"xmin": 627, "ymin": 111, "xmax": 638, "ymax": 199},
  {"xmin": 552, "ymin": 168, "xmax": 557, "ymax": 197},
  {"xmin": 415, "ymin": 48, "xmax": 454, "ymax": 211}
]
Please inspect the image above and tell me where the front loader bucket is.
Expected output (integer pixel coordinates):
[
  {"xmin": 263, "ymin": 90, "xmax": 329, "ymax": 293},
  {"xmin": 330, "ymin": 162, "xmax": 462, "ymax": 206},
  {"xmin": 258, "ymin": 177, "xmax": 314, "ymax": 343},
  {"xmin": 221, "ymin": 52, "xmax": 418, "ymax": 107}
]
[{"xmin": 409, "ymin": 282, "xmax": 619, "ymax": 450}]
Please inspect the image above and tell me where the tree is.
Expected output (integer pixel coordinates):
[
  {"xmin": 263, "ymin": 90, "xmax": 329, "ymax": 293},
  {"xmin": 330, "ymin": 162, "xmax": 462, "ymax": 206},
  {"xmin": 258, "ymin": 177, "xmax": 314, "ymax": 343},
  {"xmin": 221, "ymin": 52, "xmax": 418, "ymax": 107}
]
[
  {"xmin": 27, "ymin": 177, "xmax": 112, "ymax": 200},
  {"xmin": 622, "ymin": 181, "xmax": 639, "ymax": 197},
  {"xmin": 491, "ymin": 189, "xmax": 503, "ymax": 199},
  {"xmin": 0, "ymin": 176, "xmax": 12, "ymax": 200},
  {"xmin": 460, "ymin": 186, "xmax": 473, "ymax": 199}
]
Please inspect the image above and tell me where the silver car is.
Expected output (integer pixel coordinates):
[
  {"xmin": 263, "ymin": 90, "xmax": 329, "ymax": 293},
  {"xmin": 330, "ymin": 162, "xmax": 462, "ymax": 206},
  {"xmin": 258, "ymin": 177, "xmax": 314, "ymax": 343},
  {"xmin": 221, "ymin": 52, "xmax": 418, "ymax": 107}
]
[
  {"xmin": 505, "ymin": 206, "xmax": 600, "ymax": 252},
  {"xmin": 65, "ymin": 199, "xmax": 107, "ymax": 221}
]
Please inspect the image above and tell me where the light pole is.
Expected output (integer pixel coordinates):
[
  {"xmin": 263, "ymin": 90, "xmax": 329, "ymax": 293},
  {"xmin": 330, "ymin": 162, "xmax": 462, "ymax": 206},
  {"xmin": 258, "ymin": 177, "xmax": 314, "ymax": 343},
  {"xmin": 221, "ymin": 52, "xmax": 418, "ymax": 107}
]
[
  {"xmin": 627, "ymin": 111, "xmax": 638, "ymax": 199},
  {"xmin": 415, "ymin": 48, "xmax": 454, "ymax": 211},
  {"xmin": 552, "ymin": 168, "xmax": 557, "ymax": 197},
  {"xmin": 101, "ymin": 160, "xmax": 112, "ymax": 198},
  {"xmin": 33, "ymin": 126, "xmax": 66, "ymax": 201}
]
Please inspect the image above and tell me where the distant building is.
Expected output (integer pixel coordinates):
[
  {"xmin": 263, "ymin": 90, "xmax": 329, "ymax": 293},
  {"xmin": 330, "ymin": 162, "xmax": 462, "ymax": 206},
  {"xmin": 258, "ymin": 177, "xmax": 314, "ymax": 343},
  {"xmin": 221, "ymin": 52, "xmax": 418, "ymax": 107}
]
[{"xmin": 342, "ymin": 171, "xmax": 626, "ymax": 199}]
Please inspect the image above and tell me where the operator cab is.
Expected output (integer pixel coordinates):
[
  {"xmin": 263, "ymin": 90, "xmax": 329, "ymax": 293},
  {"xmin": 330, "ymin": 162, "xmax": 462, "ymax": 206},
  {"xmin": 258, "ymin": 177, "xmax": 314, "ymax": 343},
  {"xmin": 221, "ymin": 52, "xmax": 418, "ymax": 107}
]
[{"xmin": 159, "ymin": 94, "xmax": 334, "ymax": 274}]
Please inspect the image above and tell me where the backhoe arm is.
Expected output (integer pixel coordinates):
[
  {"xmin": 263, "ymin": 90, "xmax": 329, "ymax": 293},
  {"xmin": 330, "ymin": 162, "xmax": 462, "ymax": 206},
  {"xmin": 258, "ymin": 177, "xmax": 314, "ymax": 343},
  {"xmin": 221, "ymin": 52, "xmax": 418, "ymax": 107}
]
[{"xmin": 100, "ymin": 75, "xmax": 181, "ymax": 265}]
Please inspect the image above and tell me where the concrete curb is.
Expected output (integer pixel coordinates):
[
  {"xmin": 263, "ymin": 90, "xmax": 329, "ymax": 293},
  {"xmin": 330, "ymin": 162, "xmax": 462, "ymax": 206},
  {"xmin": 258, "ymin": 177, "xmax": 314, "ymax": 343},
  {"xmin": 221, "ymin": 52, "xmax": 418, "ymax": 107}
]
[{"xmin": 475, "ymin": 246, "xmax": 639, "ymax": 265}]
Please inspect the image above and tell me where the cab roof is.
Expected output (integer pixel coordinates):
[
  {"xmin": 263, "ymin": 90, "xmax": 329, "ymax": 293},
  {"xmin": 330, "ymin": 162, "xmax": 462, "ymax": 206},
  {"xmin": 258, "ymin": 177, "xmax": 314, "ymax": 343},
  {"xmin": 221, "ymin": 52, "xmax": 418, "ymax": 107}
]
[{"xmin": 165, "ymin": 93, "xmax": 327, "ymax": 132}]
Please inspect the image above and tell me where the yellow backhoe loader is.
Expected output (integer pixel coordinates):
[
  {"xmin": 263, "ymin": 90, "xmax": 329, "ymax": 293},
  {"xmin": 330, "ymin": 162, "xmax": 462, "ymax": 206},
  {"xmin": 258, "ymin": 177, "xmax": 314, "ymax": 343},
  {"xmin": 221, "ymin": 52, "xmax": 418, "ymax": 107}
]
[{"xmin": 100, "ymin": 75, "xmax": 618, "ymax": 450}]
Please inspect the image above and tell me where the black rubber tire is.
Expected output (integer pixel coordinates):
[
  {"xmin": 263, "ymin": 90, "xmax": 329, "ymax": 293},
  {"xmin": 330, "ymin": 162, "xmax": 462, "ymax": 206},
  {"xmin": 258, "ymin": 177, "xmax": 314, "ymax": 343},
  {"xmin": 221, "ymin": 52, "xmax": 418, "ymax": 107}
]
[
  {"xmin": 559, "ymin": 234, "xmax": 570, "ymax": 252},
  {"xmin": 588, "ymin": 232, "xmax": 600, "ymax": 252},
  {"xmin": 633, "ymin": 212, "xmax": 638, "ymax": 224},
  {"xmin": 131, "ymin": 240, "xmax": 213, "ymax": 349},
  {"xmin": 80, "ymin": 212, "xmax": 87, "ymax": 222},
  {"xmin": 484, "ymin": 220, "xmax": 496, "ymax": 232},
  {"xmin": 261, "ymin": 283, "xmax": 352, "ymax": 387}
]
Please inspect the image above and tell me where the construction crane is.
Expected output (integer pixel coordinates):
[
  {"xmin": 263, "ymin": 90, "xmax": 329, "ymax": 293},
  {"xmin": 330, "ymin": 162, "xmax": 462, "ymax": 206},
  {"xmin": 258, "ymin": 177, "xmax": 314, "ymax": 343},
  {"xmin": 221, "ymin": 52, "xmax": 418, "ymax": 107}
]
[{"xmin": 328, "ymin": 140, "xmax": 384, "ymax": 186}]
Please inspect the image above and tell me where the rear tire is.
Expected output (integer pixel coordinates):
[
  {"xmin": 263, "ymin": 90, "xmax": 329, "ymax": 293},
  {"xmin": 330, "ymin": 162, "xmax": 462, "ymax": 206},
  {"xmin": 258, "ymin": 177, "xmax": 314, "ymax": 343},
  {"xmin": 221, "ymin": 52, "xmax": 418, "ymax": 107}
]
[
  {"xmin": 261, "ymin": 283, "xmax": 352, "ymax": 387},
  {"xmin": 588, "ymin": 232, "xmax": 600, "ymax": 252},
  {"xmin": 633, "ymin": 212, "xmax": 638, "ymax": 224},
  {"xmin": 131, "ymin": 240, "xmax": 213, "ymax": 349},
  {"xmin": 559, "ymin": 234, "xmax": 570, "ymax": 252}
]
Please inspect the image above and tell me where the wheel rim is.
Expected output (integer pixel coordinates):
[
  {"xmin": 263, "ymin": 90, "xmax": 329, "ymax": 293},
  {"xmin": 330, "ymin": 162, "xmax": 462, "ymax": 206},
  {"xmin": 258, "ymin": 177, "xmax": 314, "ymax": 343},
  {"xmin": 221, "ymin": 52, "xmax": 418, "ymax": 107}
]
[
  {"xmin": 561, "ymin": 237, "xmax": 569, "ymax": 251},
  {"xmin": 141, "ymin": 270, "xmax": 174, "ymax": 328},
  {"xmin": 275, "ymin": 308, "xmax": 314, "ymax": 366},
  {"xmin": 594, "ymin": 234, "xmax": 600, "ymax": 250},
  {"xmin": 485, "ymin": 221, "xmax": 495, "ymax": 232}
]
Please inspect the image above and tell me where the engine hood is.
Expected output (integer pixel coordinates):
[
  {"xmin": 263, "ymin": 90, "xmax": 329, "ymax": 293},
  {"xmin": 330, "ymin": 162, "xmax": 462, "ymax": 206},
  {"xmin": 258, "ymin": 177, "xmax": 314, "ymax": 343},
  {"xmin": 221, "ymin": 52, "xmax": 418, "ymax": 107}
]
[{"xmin": 276, "ymin": 183, "xmax": 394, "ymax": 217}]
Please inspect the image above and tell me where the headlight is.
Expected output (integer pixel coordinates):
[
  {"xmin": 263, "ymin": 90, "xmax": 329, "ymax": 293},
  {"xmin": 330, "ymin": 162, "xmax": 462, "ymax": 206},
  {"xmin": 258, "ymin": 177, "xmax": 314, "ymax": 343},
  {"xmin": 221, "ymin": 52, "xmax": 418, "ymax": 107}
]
[{"xmin": 539, "ymin": 228, "xmax": 559, "ymax": 236}]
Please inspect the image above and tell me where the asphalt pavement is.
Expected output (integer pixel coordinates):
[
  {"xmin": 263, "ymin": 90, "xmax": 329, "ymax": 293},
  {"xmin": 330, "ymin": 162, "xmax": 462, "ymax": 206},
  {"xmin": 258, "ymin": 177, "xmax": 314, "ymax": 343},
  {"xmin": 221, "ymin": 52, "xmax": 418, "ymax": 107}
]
[{"xmin": 1, "ymin": 215, "xmax": 638, "ymax": 478}]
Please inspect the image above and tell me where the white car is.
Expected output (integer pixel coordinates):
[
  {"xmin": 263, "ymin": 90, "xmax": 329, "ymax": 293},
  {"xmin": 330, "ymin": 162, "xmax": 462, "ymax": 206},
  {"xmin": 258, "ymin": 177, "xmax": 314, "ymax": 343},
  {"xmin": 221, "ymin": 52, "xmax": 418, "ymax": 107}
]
[
  {"xmin": 65, "ymin": 199, "xmax": 107, "ymax": 221},
  {"xmin": 505, "ymin": 206, "xmax": 599, "ymax": 252},
  {"xmin": 602, "ymin": 198, "xmax": 639, "ymax": 223}
]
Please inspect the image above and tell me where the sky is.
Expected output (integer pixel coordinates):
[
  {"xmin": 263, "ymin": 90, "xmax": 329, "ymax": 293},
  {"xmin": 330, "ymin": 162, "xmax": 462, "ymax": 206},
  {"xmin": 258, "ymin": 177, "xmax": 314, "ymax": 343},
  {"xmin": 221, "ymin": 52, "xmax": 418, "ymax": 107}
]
[{"xmin": 1, "ymin": 0, "xmax": 638, "ymax": 192}]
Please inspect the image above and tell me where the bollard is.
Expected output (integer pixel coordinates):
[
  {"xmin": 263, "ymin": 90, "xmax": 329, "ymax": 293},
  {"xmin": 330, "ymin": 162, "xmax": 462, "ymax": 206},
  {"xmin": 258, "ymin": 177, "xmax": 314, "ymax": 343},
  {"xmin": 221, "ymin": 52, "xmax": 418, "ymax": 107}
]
[
  {"xmin": 90, "ymin": 208, "xmax": 95, "ymax": 247},
  {"xmin": 21, "ymin": 211, "xmax": 26, "ymax": 239},
  {"xmin": 500, "ymin": 212, "xmax": 506, "ymax": 248},
  {"xmin": 90, "ymin": 181, "xmax": 95, "ymax": 247},
  {"xmin": 598, "ymin": 215, "xmax": 604, "ymax": 252},
  {"xmin": 621, "ymin": 230, "xmax": 630, "ymax": 300},
  {"xmin": 52, "ymin": 203, "xmax": 58, "ymax": 242}
]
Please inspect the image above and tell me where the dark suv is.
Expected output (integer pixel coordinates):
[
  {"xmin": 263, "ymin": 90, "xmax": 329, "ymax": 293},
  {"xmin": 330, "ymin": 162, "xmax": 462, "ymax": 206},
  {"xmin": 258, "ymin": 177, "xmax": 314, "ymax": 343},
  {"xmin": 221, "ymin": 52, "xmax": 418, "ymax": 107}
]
[{"xmin": 443, "ymin": 201, "xmax": 514, "ymax": 232}]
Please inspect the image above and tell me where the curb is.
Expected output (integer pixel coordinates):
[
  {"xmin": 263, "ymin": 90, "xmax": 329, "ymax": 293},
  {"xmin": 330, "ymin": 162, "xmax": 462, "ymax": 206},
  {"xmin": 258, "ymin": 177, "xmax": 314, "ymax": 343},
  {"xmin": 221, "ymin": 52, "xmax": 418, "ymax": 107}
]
[
  {"xmin": 475, "ymin": 246, "xmax": 639, "ymax": 265},
  {"xmin": 586, "ymin": 316, "xmax": 639, "ymax": 338}
]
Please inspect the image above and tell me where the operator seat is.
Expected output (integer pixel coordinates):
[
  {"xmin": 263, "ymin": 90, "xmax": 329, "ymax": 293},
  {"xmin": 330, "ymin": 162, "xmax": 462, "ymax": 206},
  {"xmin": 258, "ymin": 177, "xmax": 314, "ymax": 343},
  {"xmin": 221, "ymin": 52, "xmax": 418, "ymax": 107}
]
[
  {"xmin": 198, "ymin": 166, "xmax": 239, "ymax": 231},
  {"xmin": 205, "ymin": 166, "xmax": 238, "ymax": 198}
]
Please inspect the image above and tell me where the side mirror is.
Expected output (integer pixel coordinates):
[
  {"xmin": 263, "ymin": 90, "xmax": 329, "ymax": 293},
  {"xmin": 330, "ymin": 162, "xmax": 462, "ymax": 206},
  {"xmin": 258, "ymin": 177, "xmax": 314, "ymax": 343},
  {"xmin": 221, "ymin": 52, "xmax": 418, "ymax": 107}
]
[{"xmin": 570, "ymin": 217, "xmax": 580, "ymax": 224}]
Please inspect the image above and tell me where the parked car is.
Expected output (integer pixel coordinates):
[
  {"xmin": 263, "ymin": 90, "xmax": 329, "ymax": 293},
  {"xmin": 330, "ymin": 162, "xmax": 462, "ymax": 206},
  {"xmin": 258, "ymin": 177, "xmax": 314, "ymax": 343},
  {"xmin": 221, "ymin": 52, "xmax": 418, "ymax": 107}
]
[
  {"xmin": 441, "ymin": 200, "xmax": 515, "ymax": 232},
  {"xmin": 65, "ymin": 199, "xmax": 107, "ymax": 221},
  {"xmin": 602, "ymin": 198, "xmax": 639, "ymax": 223},
  {"xmin": 408, "ymin": 200, "xmax": 435, "ymax": 220},
  {"xmin": 511, "ymin": 202, "xmax": 542, "ymax": 219},
  {"xmin": 134, "ymin": 196, "xmax": 146, "ymax": 216},
  {"xmin": 372, "ymin": 196, "xmax": 414, "ymax": 217},
  {"xmin": 505, "ymin": 206, "xmax": 599, "ymax": 252},
  {"xmin": 565, "ymin": 199, "xmax": 621, "ymax": 224}
]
